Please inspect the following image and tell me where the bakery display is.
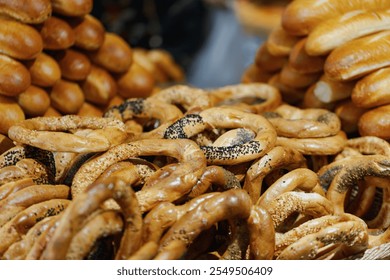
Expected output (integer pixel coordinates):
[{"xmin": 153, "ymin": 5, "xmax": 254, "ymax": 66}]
[{"xmin": 1, "ymin": 0, "xmax": 390, "ymax": 260}]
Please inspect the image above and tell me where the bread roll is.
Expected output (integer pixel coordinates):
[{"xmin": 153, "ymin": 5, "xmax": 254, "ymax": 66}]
[
  {"xmin": 38, "ymin": 16, "xmax": 75, "ymax": 50},
  {"xmin": 0, "ymin": 54, "xmax": 31, "ymax": 97},
  {"xmin": 146, "ymin": 49, "xmax": 184, "ymax": 82},
  {"xmin": 52, "ymin": 49, "xmax": 92, "ymax": 81},
  {"xmin": 280, "ymin": 63, "xmax": 321, "ymax": 89},
  {"xmin": 0, "ymin": 96, "xmax": 25, "ymax": 135},
  {"xmin": 335, "ymin": 100, "xmax": 368, "ymax": 134},
  {"xmin": 313, "ymin": 74, "xmax": 355, "ymax": 103},
  {"xmin": 306, "ymin": 9, "xmax": 390, "ymax": 56},
  {"xmin": 24, "ymin": 52, "xmax": 61, "ymax": 88},
  {"xmin": 50, "ymin": 79, "xmax": 85, "ymax": 114},
  {"xmin": 51, "ymin": 0, "xmax": 92, "ymax": 17},
  {"xmin": 358, "ymin": 104, "xmax": 390, "ymax": 140},
  {"xmin": 43, "ymin": 106, "xmax": 62, "ymax": 117},
  {"xmin": 351, "ymin": 67, "xmax": 390, "ymax": 108},
  {"xmin": 324, "ymin": 30, "xmax": 390, "ymax": 81},
  {"xmin": 266, "ymin": 25, "xmax": 300, "ymax": 56},
  {"xmin": 289, "ymin": 38, "xmax": 325, "ymax": 74},
  {"xmin": 68, "ymin": 14, "xmax": 105, "ymax": 51},
  {"xmin": 0, "ymin": 18, "xmax": 43, "ymax": 60},
  {"xmin": 0, "ymin": 0, "xmax": 51, "ymax": 24},
  {"xmin": 254, "ymin": 43, "xmax": 287, "ymax": 73},
  {"xmin": 241, "ymin": 64, "xmax": 273, "ymax": 84},
  {"xmin": 282, "ymin": 0, "xmax": 390, "ymax": 35},
  {"xmin": 77, "ymin": 102, "xmax": 103, "ymax": 117},
  {"xmin": 302, "ymin": 84, "xmax": 337, "ymax": 111},
  {"xmin": 116, "ymin": 63, "xmax": 155, "ymax": 99},
  {"xmin": 89, "ymin": 33, "xmax": 133, "ymax": 73},
  {"xmin": 17, "ymin": 85, "xmax": 50, "ymax": 117},
  {"xmin": 81, "ymin": 65, "xmax": 117, "ymax": 105}
]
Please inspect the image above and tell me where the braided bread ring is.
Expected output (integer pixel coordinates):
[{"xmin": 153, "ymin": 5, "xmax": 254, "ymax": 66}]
[
  {"xmin": 164, "ymin": 107, "xmax": 276, "ymax": 165},
  {"xmin": 8, "ymin": 115, "xmax": 126, "ymax": 153}
]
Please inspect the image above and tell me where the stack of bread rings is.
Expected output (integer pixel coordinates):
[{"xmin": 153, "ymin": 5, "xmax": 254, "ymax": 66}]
[
  {"xmin": 1, "ymin": 0, "xmax": 390, "ymax": 260},
  {"xmin": 0, "ymin": 0, "xmax": 184, "ymax": 139},
  {"xmin": 243, "ymin": 0, "xmax": 390, "ymax": 140}
]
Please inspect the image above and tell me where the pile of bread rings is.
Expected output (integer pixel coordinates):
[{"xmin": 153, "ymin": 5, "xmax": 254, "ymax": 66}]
[
  {"xmin": 0, "ymin": 0, "xmax": 184, "ymax": 136},
  {"xmin": 1, "ymin": 0, "xmax": 390, "ymax": 260},
  {"xmin": 1, "ymin": 80, "xmax": 390, "ymax": 260},
  {"xmin": 243, "ymin": 0, "xmax": 390, "ymax": 140}
]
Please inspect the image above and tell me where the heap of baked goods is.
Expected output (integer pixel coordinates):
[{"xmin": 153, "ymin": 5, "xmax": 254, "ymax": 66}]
[
  {"xmin": 0, "ymin": 0, "xmax": 184, "ymax": 135},
  {"xmin": 243, "ymin": 0, "xmax": 390, "ymax": 140},
  {"xmin": 1, "ymin": 0, "xmax": 390, "ymax": 260}
]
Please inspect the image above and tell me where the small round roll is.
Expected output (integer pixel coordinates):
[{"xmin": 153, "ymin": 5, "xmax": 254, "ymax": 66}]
[
  {"xmin": 0, "ymin": 54, "xmax": 31, "ymax": 97},
  {"xmin": 266, "ymin": 25, "xmax": 300, "ymax": 57},
  {"xmin": 89, "ymin": 33, "xmax": 133, "ymax": 74},
  {"xmin": 352, "ymin": 67, "xmax": 390, "ymax": 108},
  {"xmin": 52, "ymin": 49, "xmax": 92, "ymax": 81},
  {"xmin": 0, "ymin": 96, "xmax": 25, "ymax": 135},
  {"xmin": 50, "ymin": 79, "xmax": 85, "ymax": 114},
  {"xmin": 38, "ymin": 16, "xmax": 75, "ymax": 50},
  {"xmin": 68, "ymin": 14, "xmax": 105, "ymax": 51},
  {"xmin": 358, "ymin": 104, "xmax": 390, "ymax": 140},
  {"xmin": 254, "ymin": 43, "xmax": 287, "ymax": 73},
  {"xmin": 24, "ymin": 52, "xmax": 61, "ymax": 88},
  {"xmin": 51, "ymin": 0, "xmax": 93, "ymax": 17},
  {"xmin": 335, "ymin": 100, "xmax": 368, "ymax": 135},
  {"xmin": 17, "ymin": 85, "xmax": 51, "ymax": 117},
  {"xmin": 289, "ymin": 38, "xmax": 325, "ymax": 74}
]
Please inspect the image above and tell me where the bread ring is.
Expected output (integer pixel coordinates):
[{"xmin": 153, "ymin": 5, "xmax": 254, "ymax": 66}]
[
  {"xmin": 277, "ymin": 218, "xmax": 368, "ymax": 260},
  {"xmin": 187, "ymin": 165, "xmax": 241, "ymax": 198},
  {"xmin": 41, "ymin": 178, "xmax": 142, "ymax": 260},
  {"xmin": 0, "ymin": 158, "xmax": 50, "ymax": 186},
  {"xmin": 306, "ymin": 9, "xmax": 390, "ymax": 56},
  {"xmin": 352, "ymin": 66, "xmax": 390, "ymax": 108},
  {"xmin": 280, "ymin": 63, "xmax": 321, "ymax": 89},
  {"xmin": 334, "ymin": 100, "xmax": 368, "ymax": 134},
  {"xmin": 247, "ymin": 205, "xmax": 275, "ymax": 260},
  {"xmin": 0, "ymin": 184, "xmax": 70, "ymax": 227},
  {"xmin": 66, "ymin": 210, "xmax": 124, "ymax": 260},
  {"xmin": 266, "ymin": 191, "xmax": 334, "ymax": 229},
  {"xmin": 164, "ymin": 107, "xmax": 277, "ymax": 165},
  {"xmin": 104, "ymin": 97, "xmax": 183, "ymax": 139},
  {"xmin": 154, "ymin": 189, "xmax": 252, "ymax": 260},
  {"xmin": 244, "ymin": 146, "xmax": 306, "ymax": 202},
  {"xmin": 344, "ymin": 136, "xmax": 390, "ymax": 156},
  {"xmin": 8, "ymin": 115, "xmax": 127, "ymax": 153},
  {"xmin": 0, "ymin": 199, "xmax": 69, "ymax": 256},
  {"xmin": 208, "ymin": 83, "xmax": 282, "ymax": 114},
  {"xmin": 264, "ymin": 104, "xmax": 341, "ymax": 138},
  {"xmin": 289, "ymin": 38, "xmax": 325, "ymax": 74},
  {"xmin": 257, "ymin": 168, "xmax": 322, "ymax": 208},
  {"xmin": 0, "ymin": 0, "xmax": 51, "ymax": 24},
  {"xmin": 275, "ymin": 214, "xmax": 351, "ymax": 257},
  {"xmin": 268, "ymin": 73, "xmax": 306, "ymax": 105},
  {"xmin": 324, "ymin": 155, "xmax": 390, "ymax": 214},
  {"xmin": 0, "ymin": 178, "xmax": 35, "ymax": 201},
  {"xmin": 281, "ymin": 0, "xmax": 390, "ymax": 36},
  {"xmin": 325, "ymin": 30, "xmax": 390, "ymax": 81},
  {"xmin": 241, "ymin": 64, "xmax": 274, "ymax": 84},
  {"xmin": 149, "ymin": 85, "xmax": 213, "ymax": 113},
  {"xmin": 276, "ymin": 131, "xmax": 347, "ymax": 155},
  {"xmin": 71, "ymin": 139, "xmax": 206, "ymax": 212},
  {"xmin": 3, "ymin": 216, "xmax": 56, "ymax": 260},
  {"xmin": 358, "ymin": 104, "xmax": 390, "ymax": 140}
]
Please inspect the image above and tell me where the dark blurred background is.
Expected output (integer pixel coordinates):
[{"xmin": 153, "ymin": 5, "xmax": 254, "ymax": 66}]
[{"xmin": 91, "ymin": 0, "xmax": 264, "ymax": 88}]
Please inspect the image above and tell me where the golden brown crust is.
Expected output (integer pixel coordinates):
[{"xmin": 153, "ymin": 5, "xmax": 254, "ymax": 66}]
[
  {"xmin": 324, "ymin": 30, "xmax": 390, "ymax": 81},
  {"xmin": 68, "ymin": 14, "xmax": 105, "ymax": 51},
  {"xmin": 289, "ymin": 38, "xmax": 325, "ymax": 74},
  {"xmin": 358, "ymin": 104, "xmax": 390, "ymax": 140},
  {"xmin": 24, "ymin": 52, "xmax": 61, "ymax": 88},
  {"xmin": 52, "ymin": 49, "xmax": 92, "ymax": 81},
  {"xmin": 17, "ymin": 85, "xmax": 50, "ymax": 117},
  {"xmin": 0, "ymin": 0, "xmax": 51, "ymax": 24},
  {"xmin": 37, "ymin": 16, "xmax": 75, "ymax": 50},
  {"xmin": 50, "ymin": 79, "xmax": 85, "ymax": 114},
  {"xmin": 51, "ymin": 0, "xmax": 92, "ymax": 17},
  {"xmin": 266, "ymin": 25, "xmax": 300, "ymax": 57},
  {"xmin": 0, "ymin": 54, "xmax": 31, "ymax": 97},
  {"xmin": 0, "ymin": 18, "xmax": 43, "ymax": 60},
  {"xmin": 335, "ymin": 100, "xmax": 368, "ymax": 134},
  {"xmin": 89, "ymin": 33, "xmax": 133, "ymax": 74},
  {"xmin": 0, "ymin": 96, "xmax": 25, "ymax": 135}
]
